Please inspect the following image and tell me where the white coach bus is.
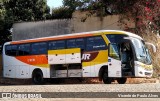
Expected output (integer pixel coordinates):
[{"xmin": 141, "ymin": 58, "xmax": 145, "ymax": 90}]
[{"xmin": 2, "ymin": 30, "xmax": 156, "ymax": 84}]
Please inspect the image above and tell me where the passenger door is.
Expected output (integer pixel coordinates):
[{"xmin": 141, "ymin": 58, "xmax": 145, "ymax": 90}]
[{"xmin": 108, "ymin": 43, "xmax": 122, "ymax": 77}]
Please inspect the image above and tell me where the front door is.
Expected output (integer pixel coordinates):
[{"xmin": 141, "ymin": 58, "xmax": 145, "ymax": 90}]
[{"xmin": 108, "ymin": 43, "xmax": 122, "ymax": 77}]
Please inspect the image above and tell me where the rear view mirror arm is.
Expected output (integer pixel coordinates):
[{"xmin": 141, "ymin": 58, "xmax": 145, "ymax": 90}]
[{"xmin": 145, "ymin": 42, "xmax": 156, "ymax": 53}]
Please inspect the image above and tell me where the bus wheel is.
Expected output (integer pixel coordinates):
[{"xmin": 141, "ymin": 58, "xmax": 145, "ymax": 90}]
[
  {"xmin": 102, "ymin": 72, "xmax": 112, "ymax": 84},
  {"xmin": 117, "ymin": 78, "xmax": 127, "ymax": 84},
  {"xmin": 32, "ymin": 70, "xmax": 44, "ymax": 84}
]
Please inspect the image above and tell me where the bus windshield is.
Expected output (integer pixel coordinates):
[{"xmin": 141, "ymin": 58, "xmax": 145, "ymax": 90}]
[{"xmin": 131, "ymin": 38, "xmax": 152, "ymax": 65}]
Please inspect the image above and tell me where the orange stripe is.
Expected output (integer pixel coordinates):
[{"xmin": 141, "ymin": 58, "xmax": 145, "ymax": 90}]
[
  {"xmin": 11, "ymin": 33, "xmax": 93, "ymax": 44},
  {"xmin": 15, "ymin": 55, "xmax": 48, "ymax": 65}
]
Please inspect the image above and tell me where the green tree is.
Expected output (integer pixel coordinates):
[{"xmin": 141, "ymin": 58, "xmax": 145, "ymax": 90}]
[
  {"xmin": 0, "ymin": 0, "xmax": 50, "ymax": 52},
  {"xmin": 51, "ymin": 6, "xmax": 72, "ymax": 19},
  {"xmin": 62, "ymin": 0, "xmax": 160, "ymax": 34},
  {"xmin": 51, "ymin": 0, "xmax": 83, "ymax": 19},
  {"xmin": 4, "ymin": 0, "xmax": 50, "ymax": 21},
  {"xmin": 0, "ymin": 0, "xmax": 12, "ymax": 47}
]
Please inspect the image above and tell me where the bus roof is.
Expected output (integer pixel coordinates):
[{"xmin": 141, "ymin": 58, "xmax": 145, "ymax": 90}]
[{"xmin": 10, "ymin": 30, "xmax": 143, "ymax": 45}]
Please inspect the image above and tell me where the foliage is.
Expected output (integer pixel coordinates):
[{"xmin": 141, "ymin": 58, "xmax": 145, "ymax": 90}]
[
  {"xmin": 4, "ymin": 0, "xmax": 49, "ymax": 21},
  {"xmin": 0, "ymin": 0, "xmax": 50, "ymax": 51},
  {"xmin": 57, "ymin": 0, "xmax": 95, "ymax": 19},
  {"xmin": 0, "ymin": 0, "xmax": 12, "ymax": 47},
  {"xmin": 51, "ymin": 0, "xmax": 89, "ymax": 19},
  {"xmin": 118, "ymin": 0, "xmax": 160, "ymax": 35},
  {"xmin": 51, "ymin": 6, "xmax": 72, "ymax": 19},
  {"xmin": 62, "ymin": 0, "xmax": 160, "ymax": 35}
]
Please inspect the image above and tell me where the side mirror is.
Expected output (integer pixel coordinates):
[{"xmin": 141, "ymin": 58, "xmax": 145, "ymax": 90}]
[{"xmin": 145, "ymin": 42, "xmax": 156, "ymax": 53}]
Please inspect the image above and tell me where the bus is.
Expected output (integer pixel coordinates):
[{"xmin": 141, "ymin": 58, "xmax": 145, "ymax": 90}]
[{"xmin": 2, "ymin": 30, "xmax": 155, "ymax": 84}]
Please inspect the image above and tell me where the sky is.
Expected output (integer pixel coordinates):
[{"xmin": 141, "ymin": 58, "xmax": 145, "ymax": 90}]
[{"xmin": 47, "ymin": 0, "xmax": 63, "ymax": 8}]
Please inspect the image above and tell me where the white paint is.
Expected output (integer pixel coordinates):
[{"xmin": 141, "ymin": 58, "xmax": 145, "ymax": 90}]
[
  {"xmin": 48, "ymin": 48, "xmax": 81, "ymax": 64},
  {"xmin": 82, "ymin": 62, "xmax": 108, "ymax": 77},
  {"xmin": 2, "ymin": 48, "xmax": 50, "ymax": 79},
  {"xmin": 66, "ymin": 53, "xmax": 81, "ymax": 64},
  {"xmin": 108, "ymin": 57, "xmax": 122, "ymax": 77},
  {"xmin": 134, "ymin": 61, "xmax": 153, "ymax": 77},
  {"xmin": 48, "ymin": 54, "xmax": 65, "ymax": 64},
  {"xmin": 145, "ymin": 42, "xmax": 156, "ymax": 52},
  {"xmin": 82, "ymin": 54, "xmax": 91, "ymax": 60}
]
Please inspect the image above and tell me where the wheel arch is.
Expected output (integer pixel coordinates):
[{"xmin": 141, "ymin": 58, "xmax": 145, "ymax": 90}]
[
  {"xmin": 32, "ymin": 68, "xmax": 43, "ymax": 77},
  {"xmin": 98, "ymin": 65, "xmax": 108, "ymax": 81}
]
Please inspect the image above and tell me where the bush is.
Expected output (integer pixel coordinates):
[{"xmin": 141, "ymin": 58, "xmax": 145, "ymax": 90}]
[{"xmin": 51, "ymin": 6, "xmax": 73, "ymax": 19}]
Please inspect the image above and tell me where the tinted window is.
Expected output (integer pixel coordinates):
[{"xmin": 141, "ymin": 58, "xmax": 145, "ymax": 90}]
[
  {"xmin": 5, "ymin": 45, "xmax": 18, "ymax": 56},
  {"xmin": 86, "ymin": 37, "xmax": 94, "ymax": 51},
  {"xmin": 106, "ymin": 34, "xmax": 127, "ymax": 43},
  {"xmin": 67, "ymin": 39, "xmax": 76, "ymax": 48},
  {"xmin": 66, "ymin": 38, "xmax": 85, "ymax": 50},
  {"xmin": 109, "ymin": 43, "xmax": 120, "ymax": 60},
  {"xmin": 76, "ymin": 38, "xmax": 85, "ymax": 50},
  {"xmin": 86, "ymin": 36, "xmax": 107, "ymax": 51},
  {"xmin": 56, "ymin": 40, "xmax": 65, "ymax": 49},
  {"xmin": 48, "ymin": 41, "xmax": 56, "ymax": 50},
  {"xmin": 31, "ymin": 42, "xmax": 47, "ymax": 54},
  {"xmin": 18, "ymin": 44, "xmax": 30, "ymax": 56},
  {"xmin": 49, "ymin": 40, "xmax": 65, "ymax": 50}
]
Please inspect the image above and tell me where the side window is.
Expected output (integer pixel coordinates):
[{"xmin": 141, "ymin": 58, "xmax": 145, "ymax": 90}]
[
  {"xmin": 86, "ymin": 36, "xmax": 107, "ymax": 51},
  {"xmin": 94, "ymin": 37, "xmax": 107, "ymax": 50},
  {"xmin": 66, "ymin": 38, "xmax": 86, "ymax": 50},
  {"xmin": 32, "ymin": 43, "xmax": 39, "ymax": 54},
  {"xmin": 106, "ymin": 34, "xmax": 127, "ymax": 43},
  {"xmin": 39, "ymin": 42, "xmax": 47, "ymax": 54},
  {"xmin": 5, "ymin": 45, "xmax": 11, "ymax": 55},
  {"xmin": 86, "ymin": 37, "xmax": 94, "ymax": 51},
  {"xmin": 76, "ymin": 38, "xmax": 85, "ymax": 50},
  {"xmin": 109, "ymin": 43, "xmax": 120, "ymax": 60},
  {"xmin": 49, "ymin": 41, "xmax": 56, "ymax": 50},
  {"xmin": 5, "ymin": 45, "xmax": 18, "ymax": 56},
  {"xmin": 55, "ymin": 40, "xmax": 65, "ymax": 49},
  {"xmin": 67, "ymin": 39, "xmax": 76, "ymax": 48},
  {"xmin": 31, "ymin": 42, "xmax": 47, "ymax": 54},
  {"xmin": 18, "ymin": 44, "xmax": 30, "ymax": 56},
  {"xmin": 49, "ymin": 40, "xmax": 65, "ymax": 50}
]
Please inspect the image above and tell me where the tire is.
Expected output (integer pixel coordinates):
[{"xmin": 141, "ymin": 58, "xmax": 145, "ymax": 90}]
[
  {"xmin": 102, "ymin": 72, "xmax": 112, "ymax": 84},
  {"xmin": 117, "ymin": 78, "xmax": 127, "ymax": 84},
  {"xmin": 32, "ymin": 70, "xmax": 44, "ymax": 84}
]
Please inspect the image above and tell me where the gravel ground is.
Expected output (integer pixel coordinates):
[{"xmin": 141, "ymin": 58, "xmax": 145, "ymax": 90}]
[
  {"xmin": 0, "ymin": 83, "xmax": 160, "ymax": 92},
  {"xmin": 0, "ymin": 83, "xmax": 160, "ymax": 101}
]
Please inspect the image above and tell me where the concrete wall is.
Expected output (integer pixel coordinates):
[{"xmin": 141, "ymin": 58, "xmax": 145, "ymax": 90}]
[
  {"xmin": 13, "ymin": 19, "xmax": 72, "ymax": 41},
  {"xmin": 12, "ymin": 11, "xmax": 135, "ymax": 41},
  {"xmin": 71, "ymin": 11, "xmax": 135, "ymax": 33}
]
